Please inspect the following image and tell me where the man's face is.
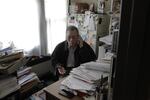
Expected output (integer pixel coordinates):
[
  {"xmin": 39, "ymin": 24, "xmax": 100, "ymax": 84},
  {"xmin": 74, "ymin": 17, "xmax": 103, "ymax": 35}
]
[{"xmin": 66, "ymin": 30, "xmax": 79, "ymax": 47}]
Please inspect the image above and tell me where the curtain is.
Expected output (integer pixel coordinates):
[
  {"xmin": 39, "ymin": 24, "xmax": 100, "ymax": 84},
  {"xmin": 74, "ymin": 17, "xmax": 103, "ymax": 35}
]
[
  {"xmin": 0, "ymin": 0, "xmax": 40, "ymax": 56},
  {"xmin": 44, "ymin": 0, "xmax": 67, "ymax": 54}
]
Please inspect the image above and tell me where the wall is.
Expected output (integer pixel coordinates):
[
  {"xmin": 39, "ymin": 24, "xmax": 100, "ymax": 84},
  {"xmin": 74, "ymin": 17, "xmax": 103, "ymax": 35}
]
[
  {"xmin": 70, "ymin": 0, "xmax": 112, "ymax": 14},
  {"xmin": 71, "ymin": 0, "xmax": 97, "ymax": 6},
  {"xmin": 71, "ymin": 0, "xmax": 97, "ymax": 12}
]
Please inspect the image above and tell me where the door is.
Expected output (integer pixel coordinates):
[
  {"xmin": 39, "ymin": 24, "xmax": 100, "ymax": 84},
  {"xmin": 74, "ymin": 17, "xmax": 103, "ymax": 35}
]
[{"xmin": 112, "ymin": 0, "xmax": 150, "ymax": 100}]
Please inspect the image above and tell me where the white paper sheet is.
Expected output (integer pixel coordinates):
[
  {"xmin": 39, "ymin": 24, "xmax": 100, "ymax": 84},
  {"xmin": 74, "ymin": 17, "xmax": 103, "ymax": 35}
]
[
  {"xmin": 61, "ymin": 75, "xmax": 95, "ymax": 91},
  {"xmin": 81, "ymin": 61, "xmax": 110, "ymax": 73},
  {"xmin": 18, "ymin": 72, "xmax": 37, "ymax": 85},
  {"xmin": 71, "ymin": 67, "xmax": 108, "ymax": 83},
  {"xmin": 99, "ymin": 35, "xmax": 113, "ymax": 45}
]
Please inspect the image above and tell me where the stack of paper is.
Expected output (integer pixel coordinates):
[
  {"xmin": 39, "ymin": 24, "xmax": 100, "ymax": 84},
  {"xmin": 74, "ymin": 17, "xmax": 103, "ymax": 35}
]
[
  {"xmin": 101, "ymin": 52, "xmax": 114, "ymax": 63},
  {"xmin": 61, "ymin": 75, "xmax": 96, "ymax": 91},
  {"xmin": 17, "ymin": 67, "xmax": 32, "ymax": 77},
  {"xmin": 99, "ymin": 35, "xmax": 113, "ymax": 45},
  {"xmin": 60, "ymin": 61, "xmax": 110, "ymax": 96},
  {"xmin": 17, "ymin": 67, "xmax": 39, "ymax": 87},
  {"xmin": 0, "ymin": 75, "xmax": 20, "ymax": 99},
  {"xmin": 70, "ymin": 67, "xmax": 108, "ymax": 84},
  {"xmin": 81, "ymin": 61, "xmax": 110, "ymax": 73}
]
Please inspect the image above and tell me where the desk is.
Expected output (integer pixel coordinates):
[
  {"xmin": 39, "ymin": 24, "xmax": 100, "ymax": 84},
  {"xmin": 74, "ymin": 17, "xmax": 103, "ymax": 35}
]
[{"xmin": 43, "ymin": 78, "xmax": 84, "ymax": 100}]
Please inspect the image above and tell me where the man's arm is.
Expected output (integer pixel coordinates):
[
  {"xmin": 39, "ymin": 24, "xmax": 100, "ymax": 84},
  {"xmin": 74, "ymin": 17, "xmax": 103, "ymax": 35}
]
[
  {"xmin": 51, "ymin": 44, "xmax": 61, "ymax": 68},
  {"xmin": 79, "ymin": 41, "xmax": 97, "ymax": 63},
  {"xmin": 50, "ymin": 42, "xmax": 66, "ymax": 77}
]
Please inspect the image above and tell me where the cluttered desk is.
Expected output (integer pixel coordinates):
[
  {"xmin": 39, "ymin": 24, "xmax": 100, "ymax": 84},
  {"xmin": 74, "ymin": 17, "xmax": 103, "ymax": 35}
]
[
  {"xmin": 44, "ymin": 61, "xmax": 110, "ymax": 100},
  {"xmin": 44, "ymin": 77, "xmax": 91, "ymax": 100}
]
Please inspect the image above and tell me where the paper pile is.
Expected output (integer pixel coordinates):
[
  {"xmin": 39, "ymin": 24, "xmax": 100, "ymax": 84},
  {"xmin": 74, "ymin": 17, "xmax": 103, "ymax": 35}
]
[
  {"xmin": 99, "ymin": 35, "xmax": 113, "ymax": 45},
  {"xmin": 70, "ymin": 67, "xmax": 108, "ymax": 84},
  {"xmin": 101, "ymin": 52, "xmax": 114, "ymax": 63},
  {"xmin": 60, "ymin": 61, "xmax": 110, "ymax": 96},
  {"xmin": 17, "ymin": 67, "xmax": 40, "ymax": 88},
  {"xmin": 81, "ymin": 61, "xmax": 110, "ymax": 73}
]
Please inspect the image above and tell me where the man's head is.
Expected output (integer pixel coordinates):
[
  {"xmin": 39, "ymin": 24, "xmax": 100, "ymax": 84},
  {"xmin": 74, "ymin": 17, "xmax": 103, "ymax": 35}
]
[{"xmin": 66, "ymin": 26, "xmax": 79, "ymax": 48}]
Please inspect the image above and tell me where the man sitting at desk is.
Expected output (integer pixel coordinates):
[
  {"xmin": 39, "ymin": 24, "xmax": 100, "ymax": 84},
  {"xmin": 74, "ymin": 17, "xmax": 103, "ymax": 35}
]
[{"xmin": 51, "ymin": 25, "xmax": 96, "ymax": 80}]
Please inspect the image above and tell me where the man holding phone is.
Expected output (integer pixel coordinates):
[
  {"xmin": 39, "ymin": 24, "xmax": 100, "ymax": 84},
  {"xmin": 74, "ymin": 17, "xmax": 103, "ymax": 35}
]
[{"xmin": 51, "ymin": 25, "xmax": 96, "ymax": 80}]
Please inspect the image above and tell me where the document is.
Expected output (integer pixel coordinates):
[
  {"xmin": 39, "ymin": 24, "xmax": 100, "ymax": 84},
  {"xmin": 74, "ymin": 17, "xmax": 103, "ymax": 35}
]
[
  {"xmin": 17, "ymin": 67, "xmax": 32, "ymax": 77},
  {"xmin": 60, "ymin": 61, "xmax": 110, "ymax": 96},
  {"xmin": 71, "ymin": 67, "xmax": 109, "ymax": 84},
  {"xmin": 101, "ymin": 52, "xmax": 113, "ymax": 62},
  {"xmin": 99, "ymin": 34, "xmax": 113, "ymax": 45},
  {"xmin": 61, "ymin": 75, "xmax": 96, "ymax": 91},
  {"xmin": 18, "ymin": 72, "xmax": 37, "ymax": 86},
  {"xmin": 81, "ymin": 61, "xmax": 110, "ymax": 73}
]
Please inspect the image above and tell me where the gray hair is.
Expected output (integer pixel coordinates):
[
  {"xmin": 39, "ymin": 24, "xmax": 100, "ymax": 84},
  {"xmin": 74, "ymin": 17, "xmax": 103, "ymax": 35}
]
[{"xmin": 66, "ymin": 26, "xmax": 79, "ymax": 36}]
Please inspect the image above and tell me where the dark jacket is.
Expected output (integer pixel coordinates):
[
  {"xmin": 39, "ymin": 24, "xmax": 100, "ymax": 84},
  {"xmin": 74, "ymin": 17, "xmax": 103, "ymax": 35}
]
[{"xmin": 51, "ymin": 40, "xmax": 97, "ymax": 75}]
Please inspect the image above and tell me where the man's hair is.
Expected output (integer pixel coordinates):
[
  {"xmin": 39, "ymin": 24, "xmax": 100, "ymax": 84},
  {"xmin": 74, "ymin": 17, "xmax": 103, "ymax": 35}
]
[{"xmin": 66, "ymin": 26, "xmax": 79, "ymax": 35}]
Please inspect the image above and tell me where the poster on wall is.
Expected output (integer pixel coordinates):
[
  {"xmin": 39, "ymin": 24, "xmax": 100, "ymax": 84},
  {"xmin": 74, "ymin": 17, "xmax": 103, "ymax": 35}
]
[{"xmin": 97, "ymin": 0, "xmax": 105, "ymax": 13}]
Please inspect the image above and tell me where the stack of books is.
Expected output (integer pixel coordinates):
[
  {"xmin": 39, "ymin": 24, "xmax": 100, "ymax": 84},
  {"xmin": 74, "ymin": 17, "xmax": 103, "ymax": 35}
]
[
  {"xmin": 17, "ymin": 67, "xmax": 40, "ymax": 93},
  {"xmin": 0, "ymin": 75, "xmax": 20, "ymax": 99},
  {"xmin": 0, "ymin": 51, "xmax": 24, "ymax": 74}
]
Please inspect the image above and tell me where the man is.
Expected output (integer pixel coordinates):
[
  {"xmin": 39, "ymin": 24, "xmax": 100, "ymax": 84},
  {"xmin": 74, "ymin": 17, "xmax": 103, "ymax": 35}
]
[{"xmin": 51, "ymin": 26, "xmax": 96, "ymax": 79}]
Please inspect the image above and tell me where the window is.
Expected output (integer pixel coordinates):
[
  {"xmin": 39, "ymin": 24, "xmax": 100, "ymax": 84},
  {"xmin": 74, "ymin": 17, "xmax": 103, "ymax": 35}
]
[
  {"xmin": 0, "ymin": 0, "xmax": 40, "ymax": 55},
  {"xmin": 44, "ymin": 0, "xmax": 67, "ymax": 54}
]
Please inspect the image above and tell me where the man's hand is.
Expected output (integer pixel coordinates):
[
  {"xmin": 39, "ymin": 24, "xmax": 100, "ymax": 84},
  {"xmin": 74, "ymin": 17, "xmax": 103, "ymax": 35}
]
[{"xmin": 57, "ymin": 66, "xmax": 66, "ymax": 75}]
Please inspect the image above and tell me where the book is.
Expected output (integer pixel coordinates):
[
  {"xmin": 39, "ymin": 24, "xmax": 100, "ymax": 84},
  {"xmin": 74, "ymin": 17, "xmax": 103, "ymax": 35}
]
[{"xmin": 0, "ymin": 75, "xmax": 20, "ymax": 99}]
